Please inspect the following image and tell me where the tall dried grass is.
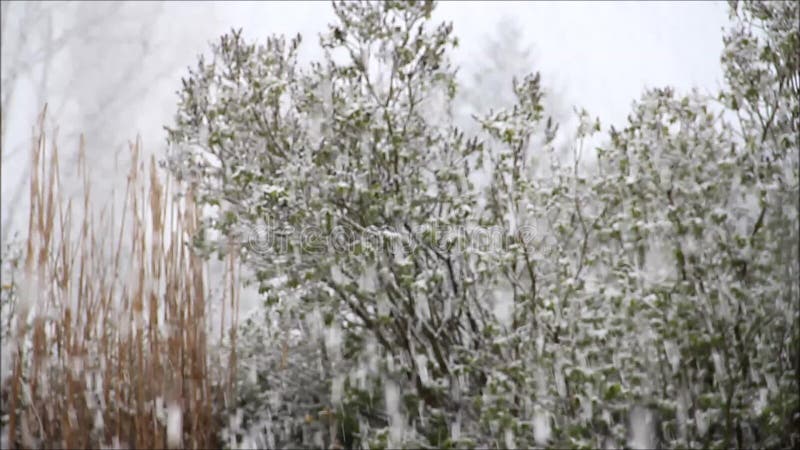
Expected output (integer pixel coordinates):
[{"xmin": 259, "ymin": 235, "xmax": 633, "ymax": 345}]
[{"xmin": 1, "ymin": 108, "xmax": 240, "ymax": 449}]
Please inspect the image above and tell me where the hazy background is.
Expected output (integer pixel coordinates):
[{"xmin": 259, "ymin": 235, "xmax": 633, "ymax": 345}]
[{"xmin": 1, "ymin": 0, "xmax": 729, "ymax": 249}]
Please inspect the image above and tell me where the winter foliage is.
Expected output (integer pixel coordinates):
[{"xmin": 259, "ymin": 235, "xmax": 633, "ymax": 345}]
[{"xmin": 162, "ymin": 1, "xmax": 799, "ymax": 448}]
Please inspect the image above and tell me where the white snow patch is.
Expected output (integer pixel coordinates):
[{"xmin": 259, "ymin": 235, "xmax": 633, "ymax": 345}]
[
  {"xmin": 628, "ymin": 405, "xmax": 656, "ymax": 449},
  {"xmin": 166, "ymin": 401, "xmax": 182, "ymax": 448},
  {"xmin": 93, "ymin": 410, "xmax": 104, "ymax": 432},
  {"xmin": 504, "ymin": 427, "xmax": 516, "ymax": 449},
  {"xmin": 533, "ymin": 407, "xmax": 551, "ymax": 445},
  {"xmin": 324, "ymin": 323, "xmax": 342, "ymax": 363},
  {"xmin": 664, "ymin": 340, "xmax": 680, "ymax": 373},
  {"xmin": 492, "ymin": 292, "xmax": 514, "ymax": 328},
  {"xmin": 695, "ymin": 409, "xmax": 708, "ymax": 437},
  {"xmin": 384, "ymin": 381, "xmax": 404, "ymax": 447},
  {"xmin": 331, "ymin": 374, "xmax": 345, "ymax": 405}
]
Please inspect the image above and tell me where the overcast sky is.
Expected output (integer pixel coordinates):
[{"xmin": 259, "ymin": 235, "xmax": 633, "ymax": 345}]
[
  {"xmin": 2, "ymin": 1, "xmax": 730, "ymax": 238},
  {"xmin": 215, "ymin": 0, "xmax": 730, "ymax": 126}
]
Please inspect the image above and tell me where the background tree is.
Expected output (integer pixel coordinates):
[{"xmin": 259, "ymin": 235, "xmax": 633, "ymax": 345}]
[
  {"xmin": 458, "ymin": 16, "xmax": 570, "ymax": 132},
  {"xmin": 0, "ymin": 1, "xmax": 214, "ymax": 244}
]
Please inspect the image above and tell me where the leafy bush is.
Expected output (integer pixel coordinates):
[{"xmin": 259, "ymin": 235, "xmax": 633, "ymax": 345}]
[{"xmin": 166, "ymin": 1, "xmax": 798, "ymax": 448}]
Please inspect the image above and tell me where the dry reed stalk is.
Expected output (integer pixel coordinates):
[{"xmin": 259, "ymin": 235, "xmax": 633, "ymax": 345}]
[{"xmin": 2, "ymin": 109, "xmax": 239, "ymax": 449}]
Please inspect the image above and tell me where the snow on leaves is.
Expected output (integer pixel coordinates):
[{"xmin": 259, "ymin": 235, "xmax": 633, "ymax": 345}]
[{"xmin": 167, "ymin": 1, "xmax": 799, "ymax": 448}]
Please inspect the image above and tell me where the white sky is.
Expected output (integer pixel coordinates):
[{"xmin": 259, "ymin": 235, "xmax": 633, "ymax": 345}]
[
  {"xmin": 215, "ymin": 0, "xmax": 729, "ymax": 127},
  {"xmin": 2, "ymin": 0, "xmax": 730, "ymax": 238}
]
